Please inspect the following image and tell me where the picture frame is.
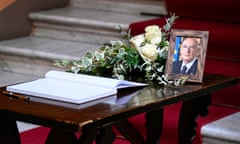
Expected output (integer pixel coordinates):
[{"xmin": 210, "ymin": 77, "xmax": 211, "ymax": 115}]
[{"xmin": 165, "ymin": 29, "xmax": 209, "ymax": 83}]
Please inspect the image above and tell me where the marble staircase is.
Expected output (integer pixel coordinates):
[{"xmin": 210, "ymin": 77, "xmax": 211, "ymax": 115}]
[
  {"xmin": 29, "ymin": 6, "xmax": 149, "ymax": 45},
  {"xmin": 0, "ymin": 0, "xmax": 165, "ymax": 80}
]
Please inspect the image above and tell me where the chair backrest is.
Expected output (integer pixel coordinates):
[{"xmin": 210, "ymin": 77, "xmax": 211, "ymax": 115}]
[{"xmin": 166, "ymin": 0, "xmax": 240, "ymax": 23}]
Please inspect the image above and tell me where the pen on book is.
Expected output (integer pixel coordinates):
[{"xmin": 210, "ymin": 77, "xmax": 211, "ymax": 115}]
[{"xmin": 2, "ymin": 90, "xmax": 30, "ymax": 102}]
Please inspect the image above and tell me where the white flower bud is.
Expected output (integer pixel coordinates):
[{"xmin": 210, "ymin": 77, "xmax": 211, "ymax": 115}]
[
  {"xmin": 140, "ymin": 43, "xmax": 158, "ymax": 62},
  {"xmin": 144, "ymin": 25, "xmax": 162, "ymax": 45},
  {"xmin": 130, "ymin": 34, "xmax": 145, "ymax": 49}
]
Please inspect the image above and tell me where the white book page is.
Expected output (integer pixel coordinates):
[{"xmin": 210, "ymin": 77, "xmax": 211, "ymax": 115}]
[
  {"xmin": 6, "ymin": 78, "xmax": 116, "ymax": 104},
  {"xmin": 45, "ymin": 70, "xmax": 147, "ymax": 89},
  {"xmin": 30, "ymin": 93, "xmax": 117, "ymax": 109},
  {"xmin": 6, "ymin": 70, "xmax": 147, "ymax": 106}
]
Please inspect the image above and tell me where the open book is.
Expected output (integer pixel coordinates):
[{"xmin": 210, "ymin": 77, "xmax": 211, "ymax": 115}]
[{"xmin": 6, "ymin": 70, "xmax": 147, "ymax": 109}]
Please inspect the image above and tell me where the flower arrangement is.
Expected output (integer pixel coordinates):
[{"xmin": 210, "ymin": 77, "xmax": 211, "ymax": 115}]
[{"xmin": 55, "ymin": 14, "xmax": 186, "ymax": 86}]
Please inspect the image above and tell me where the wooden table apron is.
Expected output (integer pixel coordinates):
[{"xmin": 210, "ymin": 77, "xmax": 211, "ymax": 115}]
[{"xmin": 0, "ymin": 74, "xmax": 239, "ymax": 144}]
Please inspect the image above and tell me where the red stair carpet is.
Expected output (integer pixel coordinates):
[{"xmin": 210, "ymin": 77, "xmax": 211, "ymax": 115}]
[{"xmin": 20, "ymin": 103, "xmax": 238, "ymax": 144}]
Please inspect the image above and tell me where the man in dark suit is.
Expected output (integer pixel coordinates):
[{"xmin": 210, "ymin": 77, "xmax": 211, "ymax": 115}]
[{"xmin": 172, "ymin": 37, "xmax": 200, "ymax": 75}]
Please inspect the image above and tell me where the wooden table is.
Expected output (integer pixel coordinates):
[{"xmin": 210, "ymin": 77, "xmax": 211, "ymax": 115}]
[{"xmin": 0, "ymin": 74, "xmax": 239, "ymax": 144}]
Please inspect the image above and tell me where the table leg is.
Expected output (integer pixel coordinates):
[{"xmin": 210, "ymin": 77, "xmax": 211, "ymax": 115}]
[
  {"xmin": 178, "ymin": 94, "xmax": 211, "ymax": 144},
  {"xmin": 95, "ymin": 125, "xmax": 116, "ymax": 144},
  {"xmin": 46, "ymin": 125, "xmax": 115, "ymax": 144},
  {"xmin": 115, "ymin": 119, "xmax": 145, "ymax": 144},
  {"xmin": 0, "ymin": 112, "xmax": 21, "ymax": 144},
  {"xmin": 77, "ymin": 129, "xmax": 98, "ymax": 144},
  {"xmin": 46, "ymin": 128, "xmax": 77, "ymax": 144},
  {"xmin": 145, "ymin": 108, "xmax": 163, "ymax": 144}
]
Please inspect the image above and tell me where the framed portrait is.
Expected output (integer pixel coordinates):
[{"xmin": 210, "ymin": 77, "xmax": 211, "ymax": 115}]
[{"xmin": 165, "ymin": 29, "xmax": 209, "ymax": 83}]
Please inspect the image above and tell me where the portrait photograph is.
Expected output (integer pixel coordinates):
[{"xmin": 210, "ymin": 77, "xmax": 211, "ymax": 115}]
[{"xmin": 165, "ymin": 29, "xmax": 209, "ymax": 83}]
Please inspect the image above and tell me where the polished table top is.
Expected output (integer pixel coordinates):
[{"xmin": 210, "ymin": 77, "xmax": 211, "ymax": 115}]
[{"xmin": 0, "ymin": 73, "xmax": 239, "ymax": 133}]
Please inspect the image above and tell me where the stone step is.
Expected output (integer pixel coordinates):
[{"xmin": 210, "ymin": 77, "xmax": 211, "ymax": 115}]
[
  {"xmin": 70, "ymin": 0, "xmax": 167, "ymax": 15},
  {"xmin": 29, "ymin": 6, "xmax": 158, "ymax": 44},
  {"xmin": 0, "ymin": 36, "xmax": 100, "ymax": 76},
  {"xmin": 201, "ymin": 112, "xmax": 240, "ymax": 144},
  {"xmin": 0, "ymin": 69, "xmax": 39, "ymax": 87}
]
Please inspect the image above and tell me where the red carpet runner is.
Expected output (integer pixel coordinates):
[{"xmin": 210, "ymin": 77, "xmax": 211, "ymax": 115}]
[{"xmin": 20, "ymin": 103, "xmax": 238, "ymax": 144}]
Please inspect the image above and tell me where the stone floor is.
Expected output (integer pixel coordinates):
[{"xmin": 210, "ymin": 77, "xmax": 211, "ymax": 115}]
[{"xmin": 17, "ymin": 121, "xmax": 39, "ymax": 133}]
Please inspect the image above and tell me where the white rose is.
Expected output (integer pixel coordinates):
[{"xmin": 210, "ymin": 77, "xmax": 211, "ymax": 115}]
[
  {"xmin": 145, "ymin": 25, "xmax": 162, "ymax": 45},
  {"xmin": 139, "ymin": 43, "xmax": 158, "ymax": 62},
  {"xmin": 145, "ymin": 25, "xmax": 161, "ymax": 34},
  {"xmin": 145, "ymin": 33, "xmax": 162, "ymax": 45},
  {"xmin": 130, "ymin": 34, "xmax": 145, "ymax": 49}
]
